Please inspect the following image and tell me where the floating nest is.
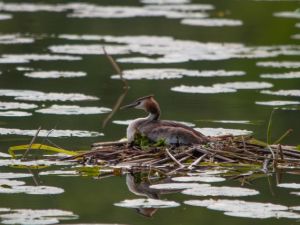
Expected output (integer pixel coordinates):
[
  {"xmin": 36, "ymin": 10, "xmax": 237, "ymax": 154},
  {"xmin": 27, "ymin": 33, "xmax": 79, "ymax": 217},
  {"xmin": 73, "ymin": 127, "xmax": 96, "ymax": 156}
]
[{"xmin": 62, "ymin": 136, "xmax": 300, "ymax": 174}]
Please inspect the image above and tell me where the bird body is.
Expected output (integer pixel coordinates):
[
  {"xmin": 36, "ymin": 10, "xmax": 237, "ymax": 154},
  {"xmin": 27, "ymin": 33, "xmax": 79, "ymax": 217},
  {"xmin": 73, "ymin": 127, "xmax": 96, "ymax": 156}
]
[{"xmin": 122, "ymin": 95, "xmax": 209, "ymax": 145}]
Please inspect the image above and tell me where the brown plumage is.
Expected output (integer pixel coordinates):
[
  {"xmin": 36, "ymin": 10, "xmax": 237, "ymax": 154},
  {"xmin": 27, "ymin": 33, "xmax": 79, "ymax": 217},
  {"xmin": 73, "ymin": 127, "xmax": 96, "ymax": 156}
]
[{"xmin": 121, "ymin": 95, "xmax": 210, "ymax": 145}]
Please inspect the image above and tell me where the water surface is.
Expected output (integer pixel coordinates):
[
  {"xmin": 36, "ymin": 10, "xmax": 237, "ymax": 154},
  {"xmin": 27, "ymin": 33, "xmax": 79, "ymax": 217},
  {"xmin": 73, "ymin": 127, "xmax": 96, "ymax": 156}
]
[{"xmin": 0, "ymin": 0, "xmax": 300, "ymax": 224}]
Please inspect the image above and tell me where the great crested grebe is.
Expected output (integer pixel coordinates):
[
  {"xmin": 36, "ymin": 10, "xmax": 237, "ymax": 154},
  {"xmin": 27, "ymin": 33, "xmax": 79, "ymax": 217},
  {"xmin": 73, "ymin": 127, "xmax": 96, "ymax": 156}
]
[{"xmin": 121, "ymin": 95, "xmax": 210, "ymax": 145}]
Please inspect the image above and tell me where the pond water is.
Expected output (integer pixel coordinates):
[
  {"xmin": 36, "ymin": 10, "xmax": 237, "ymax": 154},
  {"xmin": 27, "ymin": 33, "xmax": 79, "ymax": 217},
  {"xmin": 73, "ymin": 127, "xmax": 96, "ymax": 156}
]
[{"xmin": 0, "ymin": 0, "xmax": 300, "ymax": 224}]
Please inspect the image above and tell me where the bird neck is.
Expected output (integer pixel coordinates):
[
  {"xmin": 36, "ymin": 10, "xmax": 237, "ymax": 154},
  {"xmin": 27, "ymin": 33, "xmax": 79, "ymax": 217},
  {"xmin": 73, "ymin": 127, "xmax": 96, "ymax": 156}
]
[
  {"xmin": 145, "ymin": 99, "xmax": 161, "ymax": 121},
  {"xmin": 147, "ymin": 112, "xmax": 160, "ymax": 121}
]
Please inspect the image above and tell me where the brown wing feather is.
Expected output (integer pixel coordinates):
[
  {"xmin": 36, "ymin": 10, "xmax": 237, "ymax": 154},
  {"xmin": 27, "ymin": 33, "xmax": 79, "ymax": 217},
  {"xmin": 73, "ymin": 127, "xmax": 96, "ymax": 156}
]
[
  {"xmin": 137, "ymin": 120, "xmax": 209, "ymax": 144},
  {"xmin": 157, "ymin": 120, "xmax": 207, "ymax": 138}
]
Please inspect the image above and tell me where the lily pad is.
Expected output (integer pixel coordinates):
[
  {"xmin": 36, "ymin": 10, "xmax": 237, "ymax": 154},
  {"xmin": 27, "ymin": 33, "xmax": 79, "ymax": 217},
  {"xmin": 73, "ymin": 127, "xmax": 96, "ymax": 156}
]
[
  {"xmin": 260, "ymin": 72, "xmax": 300, "ymax": 79},
  {"xmin": 0, "ymin": 172, "xmax": 32, "ymax": 179},
  {"xmin": 182, "ymin": 186, "xmax": 259, "ymax": 197},
  {"xmin": 0, "ymin": 179, "xmax": 25, "ymax": 186},
  {"xmin": 278, "ymin": 183, "xmax": 300, "ymax": 189},
  {"xmin": 184, "ymin": 199, "xmax": 299, "ymax": 219},
  {"xmin": 150, "ymin": 182, "xmax": 209, "ymax": 190},
  {"xmin": 0, "ymin": 34, "xmax": 34, "ymax": 45},
  {"xmin": 181, "ymin": 18, "xmax": 242, "ymax": 27},
  {"xmin": 0, "ymin": 209, "xmax": 77, "ymax": 225},
  {"xmin": 261, "ymin": 89, "xmax": 300, "ymax": 97},
  {"xmin": 0, "ymin": 102, "xmax": 38, "ymax": 110},
  {"xmin": 0, "ymin": 185, "xmax": 64, "ymax": 195},
  {"xmin": 36, "ymin": 105, "xmax": 111, "ymax": 115},
  {"xmin": 0, "ymin": 152, "xmax": 11, "ymax": 158},
  {"xmin": 0, "ymin": 111, "xmax": 32, "ymax": 117},
  {"xmin": 114, "ymin": 198, "xmax": 180, "ymax": 208},
  {"xmin": 214, "ymin": 81, "xmax": 273, "ymax": 90},
  {"xmin": 0, "ymin": 14, "xmax": 12, "ymax": 20},
  {"xmin": 0, "ymin": 128, "xmax": 103, "ymax": 137},
  {"xmin": 111, "ymin": 69, "xmax": 245, "ymax": 80},
  {"xmin": 0, "ymin": 89, "xmax": 98, "ymax": 102},
  {"xmin": 255, "ymin": 100, "xmax": 300, "ymax": 106},
  {"xmin": 0, "ymin": 159, "xmax": 72, "ymax": 167},
  {"xmin": 24, "ymin": 71, "xmax": 86, "ymax": 79},
  {"xmin": 195, "ymin": 127, "xmax": 252, "ymax": 136},
  {"xmin": 172, "ymin": 176, "xmax": 225, "ymax": 183},
  {"xmin": 39, "ymin": 170, "xmax": 78, "ymax": 176},
  {"xmin": 0, "ymin": 54, "xmax": 81, "ymax": 64},
  {"xmin": 256, "ymin": 61, "xmax": 300, "ymax": 68},
  {"xmin": 171, "ymin": 85, "xmax": 236, "ymax": 94}
]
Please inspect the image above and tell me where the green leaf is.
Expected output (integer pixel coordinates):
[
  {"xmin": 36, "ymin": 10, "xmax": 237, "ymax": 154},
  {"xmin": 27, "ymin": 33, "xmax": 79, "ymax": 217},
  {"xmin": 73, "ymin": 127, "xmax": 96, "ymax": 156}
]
[{"xmin": 8, "ymin": 143, "xmax": 77, "ymax": 158}]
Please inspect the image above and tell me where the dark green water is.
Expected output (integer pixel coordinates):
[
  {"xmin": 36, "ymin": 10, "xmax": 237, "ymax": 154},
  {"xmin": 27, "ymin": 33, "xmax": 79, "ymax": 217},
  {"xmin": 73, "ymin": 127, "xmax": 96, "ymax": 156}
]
[{"xmin": 0, "ymin": 0, "xmax": 300, "ymax": 224}]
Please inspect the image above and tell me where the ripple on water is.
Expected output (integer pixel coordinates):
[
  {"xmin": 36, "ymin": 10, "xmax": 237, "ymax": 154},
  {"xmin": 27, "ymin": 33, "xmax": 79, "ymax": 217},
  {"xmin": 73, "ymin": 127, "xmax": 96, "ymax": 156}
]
[
  {"xmin": 255, "ymin": 100, "xmax": 300, "ymax": 106},
  {"xmin": 0, "ymin": 54, "xmax": 81, "ymax": 64},
  {"xmin": 0, "ymin": 89, "xmax": 99, "ymax": 102},
  {"xmin": 36, "ymin": 104, "xmax": 111, "ymax": 115},
  {"xmin": 114, "ymin": 198, "xmax": 180, "ymax": 208},
  {"xmin": 261, "ymin": 89, "xmax": 300, "ymax": 97},
  {"xmin": 181, "ymin": 18, "xmax": 243, "ymax": 26},
  {"xmin": 184, "ymin": 199, "xmax": 300, "ymax": 219},
  {"xmin": 111, "ymin": 69, "xmax": 245, "ymax": 80},
  {"xmin": 0, "ymin": 209, "xmax": 77, "ymax": 225},
  {"xmin": 0, "ymin": 128, "xmax": 103, "ymax": 137},
  {"xmin": 0, "ymin": 101, "xmax": 38, "ymax": 110},
  {"xmin": 256, "ymin": 61, "xmax": 300, "ymax": 68},
  {"xmin": 261, "ymin": 71, "xmax": 300, "ymax": 79},
  {"xmin": 24, "ymin": 71, "xmax": 87, "ymax": 79}
]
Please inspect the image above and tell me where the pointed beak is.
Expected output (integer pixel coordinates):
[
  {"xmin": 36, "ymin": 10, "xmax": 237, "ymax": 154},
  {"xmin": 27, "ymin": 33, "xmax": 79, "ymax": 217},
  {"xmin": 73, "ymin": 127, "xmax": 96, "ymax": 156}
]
[{"xmin": 120, "ymin": 101, "xmax": 138, "ymax": 110}]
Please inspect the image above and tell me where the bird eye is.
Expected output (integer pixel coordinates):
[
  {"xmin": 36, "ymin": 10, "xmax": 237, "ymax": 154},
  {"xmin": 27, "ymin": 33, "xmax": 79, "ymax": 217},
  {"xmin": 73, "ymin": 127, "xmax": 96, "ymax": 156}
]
[{"xmin": 137, "ymin": 101, "xmax": 141, "ymax": 105}]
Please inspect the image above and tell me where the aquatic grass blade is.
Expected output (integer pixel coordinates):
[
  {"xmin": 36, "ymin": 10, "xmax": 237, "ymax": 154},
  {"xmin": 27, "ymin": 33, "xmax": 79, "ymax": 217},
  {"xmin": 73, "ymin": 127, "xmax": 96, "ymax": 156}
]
[{"xmin": 8, "ymin": 143, "xmax": 77, "ymax": 158}]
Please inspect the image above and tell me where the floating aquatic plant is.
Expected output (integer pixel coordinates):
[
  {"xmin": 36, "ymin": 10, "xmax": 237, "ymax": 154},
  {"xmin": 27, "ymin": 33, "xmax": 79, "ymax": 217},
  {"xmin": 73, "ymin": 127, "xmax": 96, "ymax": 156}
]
[
  {"xmin": 36, "ymin": 105, "xmax": 111, "ymax": 115},
  {"xmin": 8, "ymin": 143, "xmax": 77, "ymax": 158},
  {"xmin": 0, "ymin": 209, "xmax": 77, "ymax": 225},
  {"xmin": 172, "ymin": 176, "xmax": 225, "ymax": 183},
  {"xmin": 114, "ymin": 198, "xmax": 180, "ymax": 208},
  {"xmin": 184, "ymin": 199, "xmax": 300, "ymax": 219},
  {"xmin": 182, "ymin": 186, "xmax": 259, "ymax": 197}
]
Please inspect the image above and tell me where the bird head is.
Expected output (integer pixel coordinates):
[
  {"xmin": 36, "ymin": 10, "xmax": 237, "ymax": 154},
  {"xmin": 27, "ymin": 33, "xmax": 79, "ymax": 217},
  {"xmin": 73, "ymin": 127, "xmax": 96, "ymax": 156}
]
[{"xmin": 121, "ymin": 95, "xmax": 161, "ymax": 118}]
